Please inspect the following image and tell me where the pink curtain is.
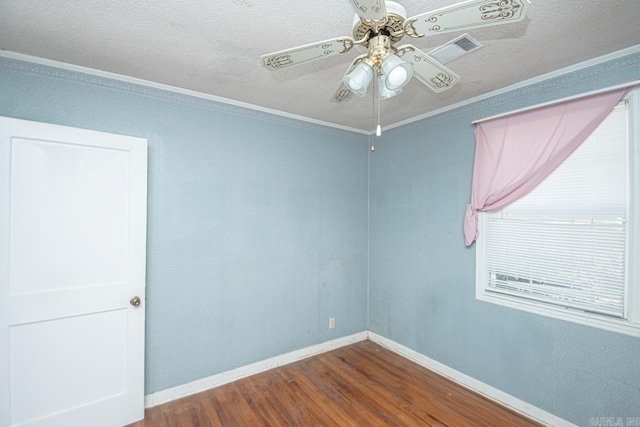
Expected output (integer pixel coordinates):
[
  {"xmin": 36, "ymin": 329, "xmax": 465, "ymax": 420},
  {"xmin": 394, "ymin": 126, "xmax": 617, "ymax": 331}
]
[{"xmin": 464, "ymin": 88, "xmax": 630, "ymax": 246}]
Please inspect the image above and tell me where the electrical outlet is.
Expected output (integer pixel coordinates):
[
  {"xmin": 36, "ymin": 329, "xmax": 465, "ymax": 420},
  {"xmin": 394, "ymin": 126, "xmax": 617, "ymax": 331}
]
[{"xmin": 329, "ymin": 317, "xmax": 335, "ymax": 329}]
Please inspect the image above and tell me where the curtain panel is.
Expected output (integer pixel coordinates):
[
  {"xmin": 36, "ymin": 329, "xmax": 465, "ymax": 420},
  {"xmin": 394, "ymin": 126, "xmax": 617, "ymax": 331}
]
[{"xmin": 464, "ymin": 87, "xmax": 630, "ymax": 246}]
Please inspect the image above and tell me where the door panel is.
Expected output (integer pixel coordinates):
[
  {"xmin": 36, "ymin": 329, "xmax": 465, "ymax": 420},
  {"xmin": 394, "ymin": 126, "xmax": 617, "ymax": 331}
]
[
  {"xmin": 0, "ymin": 117, "xmax": 147, "ymax": 427},
  {"xmin": 10, "ymin": 310, "xmax": 128, "ymax": 425},
  {"xmin": 9, "ymin": 137, "xmax": 130, "ymax": 294}
]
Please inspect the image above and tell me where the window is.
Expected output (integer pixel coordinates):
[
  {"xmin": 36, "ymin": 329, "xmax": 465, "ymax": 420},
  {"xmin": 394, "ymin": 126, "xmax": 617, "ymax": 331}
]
[{"xmin": 476, "ymin": 89, "xmax": 640, "ymax": 337}]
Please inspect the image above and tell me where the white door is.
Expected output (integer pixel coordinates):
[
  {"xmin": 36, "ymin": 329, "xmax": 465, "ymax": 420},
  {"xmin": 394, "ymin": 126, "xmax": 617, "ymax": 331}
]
[{"xmin": 0, "ymin": 117, "xmax": 147, "ymax": 427}]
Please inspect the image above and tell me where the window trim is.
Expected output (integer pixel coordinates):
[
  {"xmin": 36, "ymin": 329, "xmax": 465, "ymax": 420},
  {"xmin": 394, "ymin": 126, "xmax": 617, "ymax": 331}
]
[{"xmin": 475, "ymin": 88, "xmax": 640, "ymax": 338}]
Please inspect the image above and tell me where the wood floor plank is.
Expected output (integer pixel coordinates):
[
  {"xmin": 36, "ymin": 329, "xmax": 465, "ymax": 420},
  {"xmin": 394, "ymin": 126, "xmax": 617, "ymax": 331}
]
[
  {"xmin": 278, "ymin": 362, "xmax": 357, "ymax": 426},
  {"xmin": 351, "ymin": 341, "xmax": 535, "ymax": 427},
  {"xmin": 284, "ymin": 357, "xmax": 385, "ymax": 426},
  {"xmin": 303, "ymin": 356, "xmax": 397, "ymax": 426},
  {"xmin": 233, "ymin": 376, "xmax": 288, "ymax": 426},
  {"xmin": 245, "ymin": 370, "xmax": 302, "ymax": 426},
  {"xmin": 344, "ymin": 343, "xmax": 481, "ymax": 426},
  {"xmin": 316, "ymin": 353, "xmax": 423, "ymax": 425},
  {"xmin": 210, "ymin": 383, "xmax": 260, "ymax": 426},
  {"xmin": 334, "ymin": 347, "xmax": 452, "ymax": 426},
  {"xmin": 131, "ymin": 340, "xmax": 541, "ymax": 427},
  {"xmin": 194, "ymin": 394, "xmax": 224, "ymax": 427}
]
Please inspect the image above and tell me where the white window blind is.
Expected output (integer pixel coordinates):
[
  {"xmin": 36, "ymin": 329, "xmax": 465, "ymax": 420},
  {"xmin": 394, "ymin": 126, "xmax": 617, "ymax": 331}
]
[{"xmin": 484, "ymin": 103, "xmax": 628, "ymax": 317}]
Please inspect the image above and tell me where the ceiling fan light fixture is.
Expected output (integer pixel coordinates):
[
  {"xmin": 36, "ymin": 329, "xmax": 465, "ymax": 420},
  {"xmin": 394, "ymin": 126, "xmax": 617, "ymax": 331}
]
[
  {"xmin": 381, "ymin": 54, "xmax": 413, "ymax": 91},
  {"xmin": 343, "ymin": 61, "xmax": 375, "ymax": 97},
  {"xmin": 377, "ymin": 74, "xmax": 402, "ymax": 99},
  {"xmin": 261, "ymin": 0, "xmax": 529, "ymax": 112}
]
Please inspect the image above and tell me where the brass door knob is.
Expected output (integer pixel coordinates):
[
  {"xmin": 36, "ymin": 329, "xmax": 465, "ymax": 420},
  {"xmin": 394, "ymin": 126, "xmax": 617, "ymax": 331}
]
[{"xmin": 130, "ymin": 296, "xmax": 141, "ymax": 307}]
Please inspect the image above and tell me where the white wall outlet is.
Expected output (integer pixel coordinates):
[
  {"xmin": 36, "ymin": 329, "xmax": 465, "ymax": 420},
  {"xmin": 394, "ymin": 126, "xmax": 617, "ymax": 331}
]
[{"xmin": 329, "ymin": 317, "xmax": 335, "ymax": 329}]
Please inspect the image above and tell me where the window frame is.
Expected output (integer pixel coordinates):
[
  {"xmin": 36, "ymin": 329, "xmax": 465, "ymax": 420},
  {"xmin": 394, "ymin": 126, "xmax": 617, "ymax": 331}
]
[{"xmin": 475, "ymin": 88, "xmax": 640, "ymax": 338}]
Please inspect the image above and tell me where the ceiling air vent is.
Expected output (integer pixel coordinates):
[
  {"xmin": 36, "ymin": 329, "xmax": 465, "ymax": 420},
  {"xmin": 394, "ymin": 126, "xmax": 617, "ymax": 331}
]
[{"xmin": 428, "ymin": 33, "xmax": 483, "ymax": 64}]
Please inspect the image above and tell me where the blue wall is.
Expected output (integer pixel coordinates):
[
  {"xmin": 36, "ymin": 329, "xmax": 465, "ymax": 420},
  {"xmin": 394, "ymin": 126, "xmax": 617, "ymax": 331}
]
[
  {"xmin": 0, "ymin": 58, "xmax": 369, "ymax": 393},
  {"xmin": 2, "ymin": 49, "xmax": 639, "ymax": 425},
  {"xmin": 369, "ymin": 51, "xmax": 640, "ymax": 426}
]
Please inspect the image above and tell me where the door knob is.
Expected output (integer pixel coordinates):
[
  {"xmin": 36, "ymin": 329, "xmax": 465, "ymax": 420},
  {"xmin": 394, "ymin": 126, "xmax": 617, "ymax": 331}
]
[{"xmin": 130, "ymin": 296, "xmax": 141, "ymax": 307}]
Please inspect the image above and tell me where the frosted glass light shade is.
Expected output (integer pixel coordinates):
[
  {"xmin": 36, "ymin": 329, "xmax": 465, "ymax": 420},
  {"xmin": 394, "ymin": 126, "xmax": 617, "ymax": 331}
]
[
  {"xmin": 343, "ymin": 62, "xmax": 374, "ymax": 97},
  {"xmin": 377, "ymin": 75, "xmax": 402, "ymax": 99},
  {"xmin": 381, "ymin": 55, "xmax": 413, "ymax": 91}
]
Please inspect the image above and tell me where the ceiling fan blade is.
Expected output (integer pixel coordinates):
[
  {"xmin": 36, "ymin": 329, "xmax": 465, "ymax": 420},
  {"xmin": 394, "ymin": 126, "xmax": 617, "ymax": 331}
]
[
  {"xmin": 331, "ymin": 83, "xmax": 354, "ymax": 103},
  {"xmin": 351, "ymin": 0, "xmax": 387, "ymax": 21},
  {"xmin": 405, "ymin": 0, "xmax": 528, "ymax": 38},
  {"xmin": 398, "ymin": 45, "xmax": 460, "ymax": 93},
  {"xmin": 261, "ymin": 37, "xmax": 355, "ymax": 71},
  {"xmin": 331, "ymin": 54, "xmax": 368, "ymax": 103}
]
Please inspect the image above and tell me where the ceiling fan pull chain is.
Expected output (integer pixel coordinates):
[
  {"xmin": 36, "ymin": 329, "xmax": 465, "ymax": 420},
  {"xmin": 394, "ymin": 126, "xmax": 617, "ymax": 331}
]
[{"xmin": 376, "ymin": 79, "xmax": 382, "ymax": 137}]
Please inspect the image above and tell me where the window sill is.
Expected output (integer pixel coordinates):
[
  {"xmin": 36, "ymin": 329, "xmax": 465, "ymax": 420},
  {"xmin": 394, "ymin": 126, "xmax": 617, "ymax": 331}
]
[{"xmin": 476, "ymin": 289, "xmax": 640, "ymax": 338}]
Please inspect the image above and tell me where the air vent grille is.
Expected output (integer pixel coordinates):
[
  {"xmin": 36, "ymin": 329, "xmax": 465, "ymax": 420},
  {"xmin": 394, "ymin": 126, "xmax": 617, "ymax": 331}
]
[
  {"xmin": 455, "ymin": 36, "xmax": 480, "ymax": 52},
  {"xmin": 428, "ymin": 33, "xmax": 484, "ymax": 64}
]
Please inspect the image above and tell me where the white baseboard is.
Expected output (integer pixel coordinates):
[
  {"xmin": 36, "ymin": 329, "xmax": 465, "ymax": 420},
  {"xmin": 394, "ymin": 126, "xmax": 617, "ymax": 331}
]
[
  {"xmin": 367, "ymin": 332, "xmax": 576, "ymax": 427},
  {"xmin": 144, "ymin": 331, "xmax": 368, "ymax": 407},
  {"xmin": 146, "ymin": 330, "xmax": 575, "ymax": 426}
]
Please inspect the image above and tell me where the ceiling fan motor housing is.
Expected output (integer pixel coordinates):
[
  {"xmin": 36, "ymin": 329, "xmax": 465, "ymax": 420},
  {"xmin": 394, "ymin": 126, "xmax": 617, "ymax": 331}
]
[
  {"xmin": 352, "ymin": 1, "xmax": 408, "ymax": 45},
  {"xmin": 368, "ymin": 35, "xmax": 392, "ymax": 66}
]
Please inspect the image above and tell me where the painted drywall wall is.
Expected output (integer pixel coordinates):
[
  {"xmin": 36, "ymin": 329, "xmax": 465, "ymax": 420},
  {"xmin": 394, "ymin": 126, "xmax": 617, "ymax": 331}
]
[
  {"xmin": 3, "ymin": 48, "xmax": 639, "ymax": 424},
  {"xmin": 0, "ymin": 58, "xmax": 369, "ymax": 394},
  {"xmin": 368, "ymin": 52, "xmax": 640, "ymax": 426}
]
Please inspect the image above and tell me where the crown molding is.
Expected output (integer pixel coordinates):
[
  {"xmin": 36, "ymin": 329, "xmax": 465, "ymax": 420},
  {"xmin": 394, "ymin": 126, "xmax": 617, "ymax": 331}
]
[
  {"xmin": 2, "ymin": 44, "xmax": 639, "ymax": 136},
  {"xmin": 0, "ymin": 50, "xmax": 369, "ymax": 136},
  {"xmin": 384, "ymin": 43, "xmax": 640, "ymax": 132}
]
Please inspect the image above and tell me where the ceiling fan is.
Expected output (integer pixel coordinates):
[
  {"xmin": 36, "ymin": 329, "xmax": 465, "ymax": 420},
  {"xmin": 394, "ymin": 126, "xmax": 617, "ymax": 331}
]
[{"xmin": 260, "ymin": 0, "xmax": 529, "ymax": 103}]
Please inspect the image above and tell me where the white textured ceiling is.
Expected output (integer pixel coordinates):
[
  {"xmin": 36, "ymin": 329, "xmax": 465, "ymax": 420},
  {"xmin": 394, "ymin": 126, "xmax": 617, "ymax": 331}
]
[{"xmin": 1, "ymin": 0, "xmax": 640, "ymax": 132}]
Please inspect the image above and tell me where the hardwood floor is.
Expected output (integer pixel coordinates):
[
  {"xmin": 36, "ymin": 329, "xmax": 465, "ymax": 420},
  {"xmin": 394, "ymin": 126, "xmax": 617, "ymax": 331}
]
[{"xmin": 130, "ymin": 340, "xmax": 541, "ymax": 426}]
